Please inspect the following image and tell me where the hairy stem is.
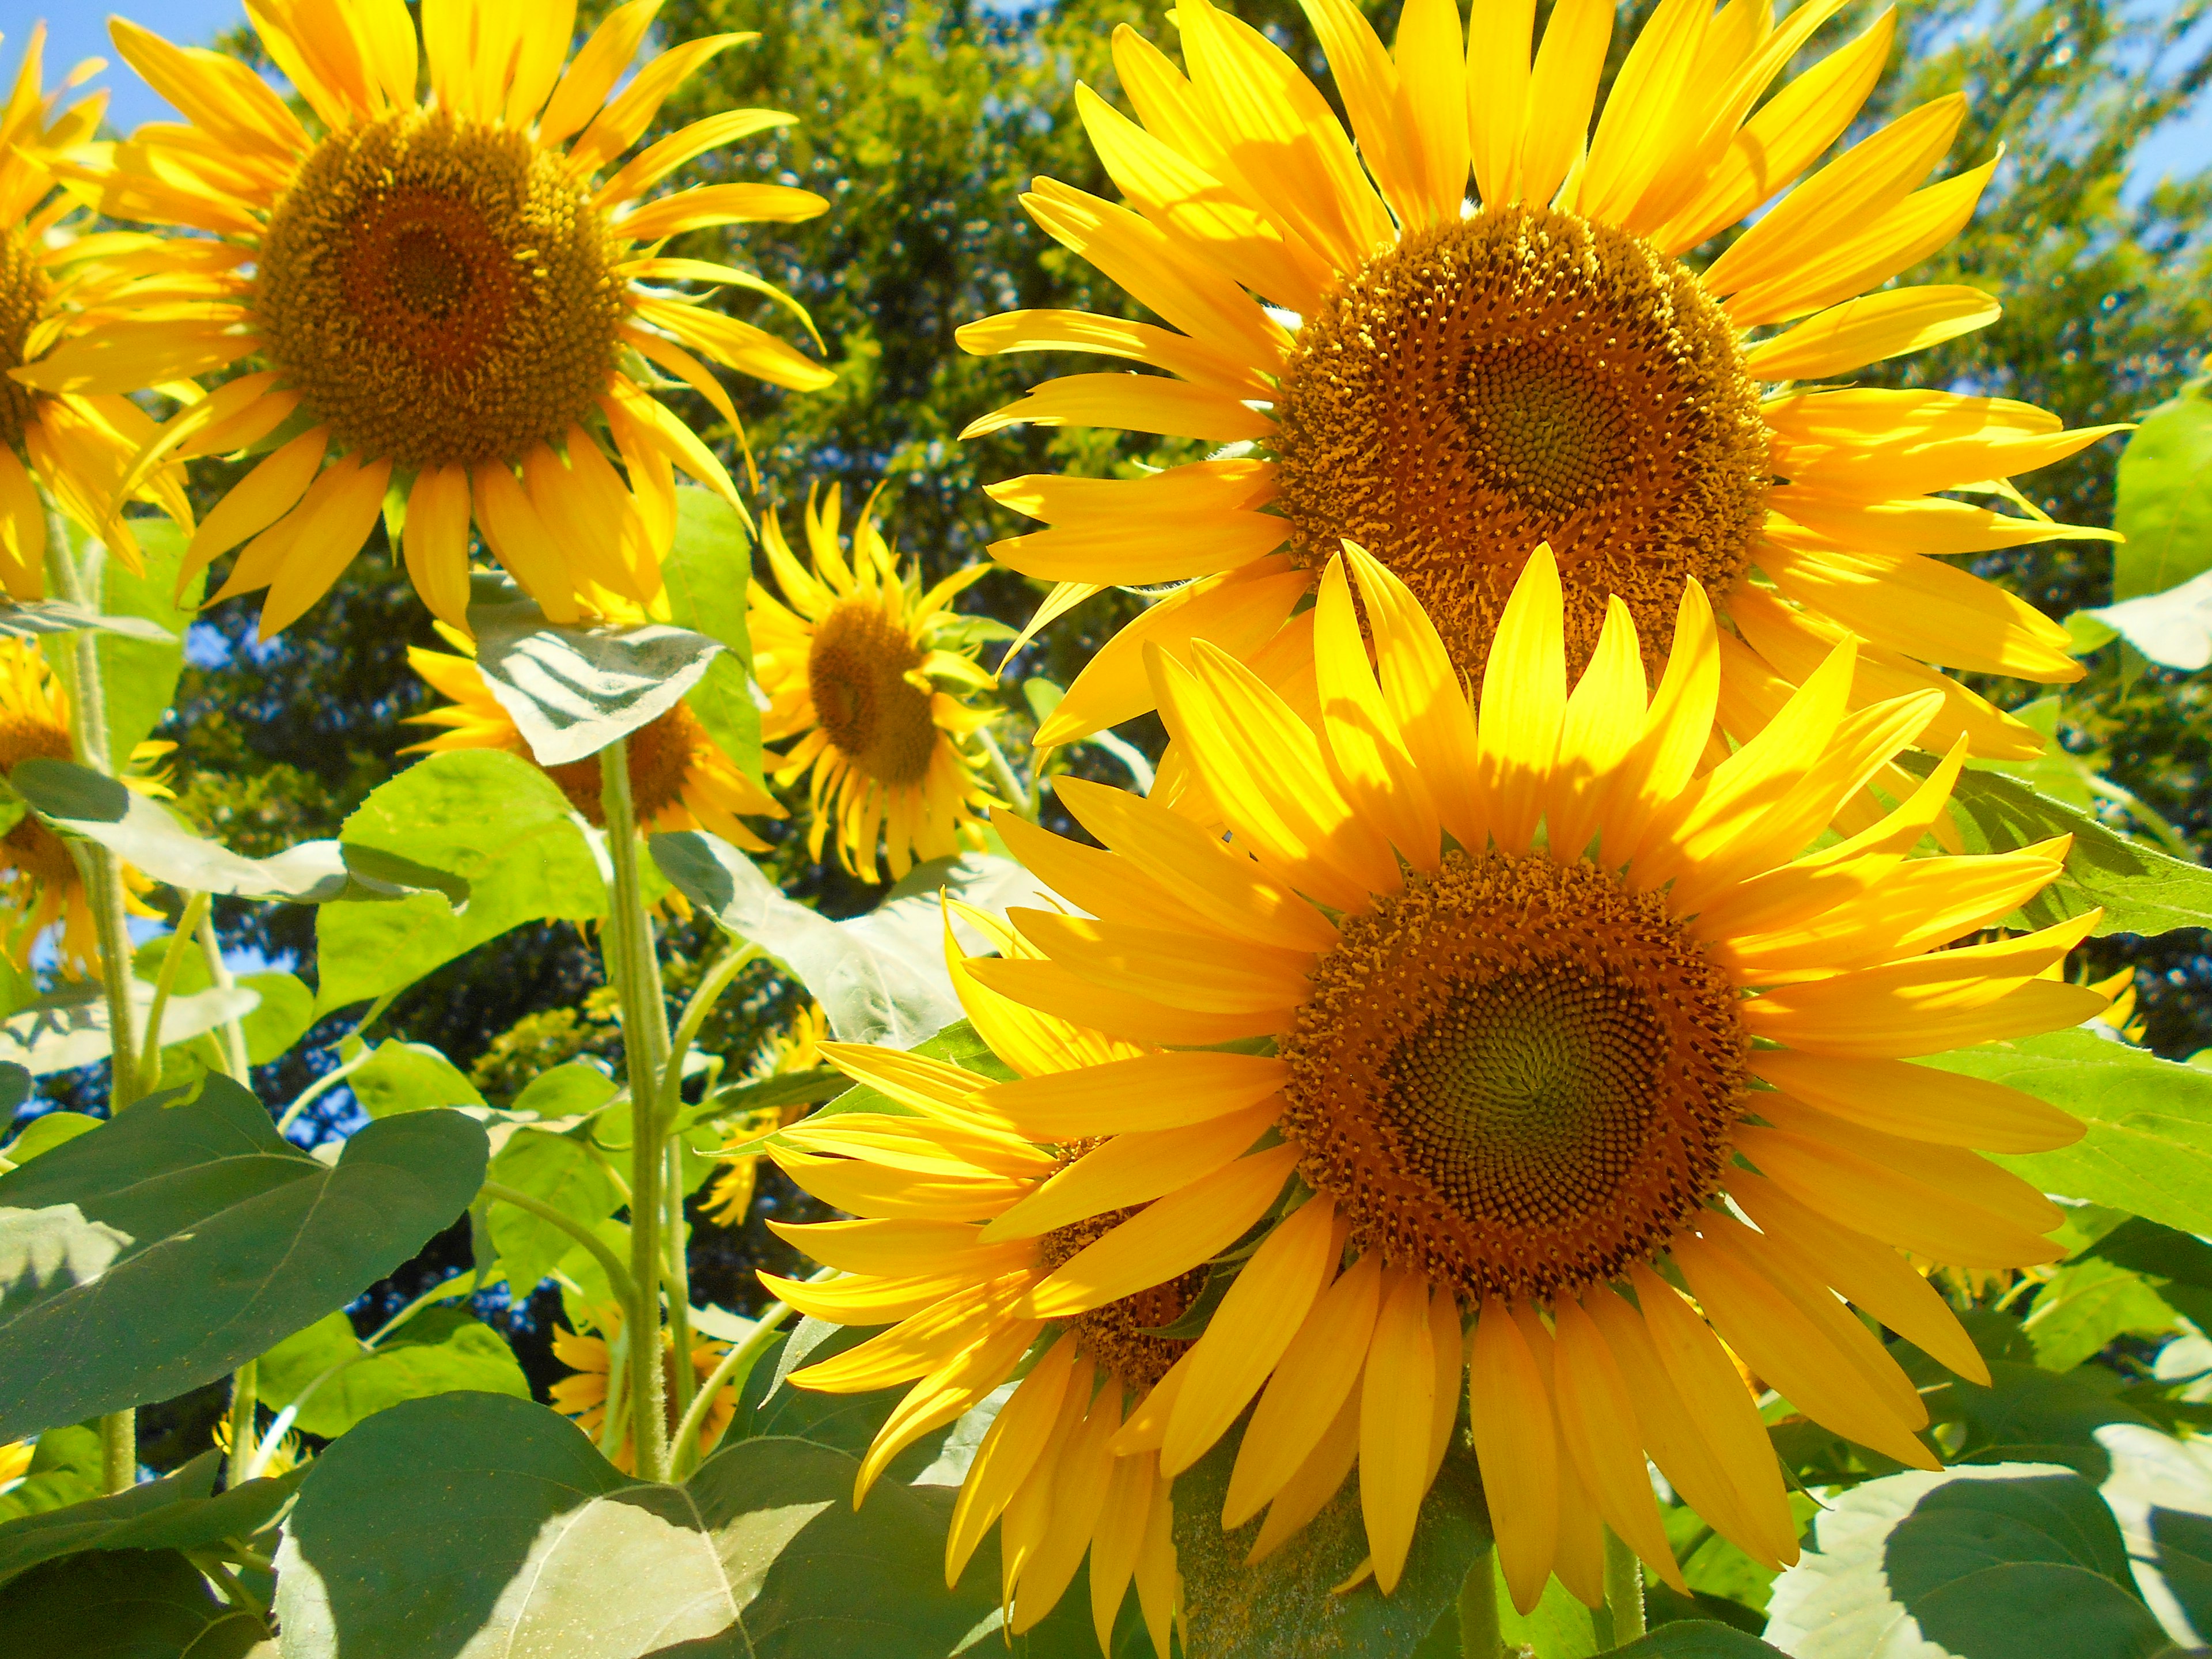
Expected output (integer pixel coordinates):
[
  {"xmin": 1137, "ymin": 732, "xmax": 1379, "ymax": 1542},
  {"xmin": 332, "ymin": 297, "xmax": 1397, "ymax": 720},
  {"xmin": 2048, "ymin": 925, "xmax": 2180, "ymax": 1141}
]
[
  {"xmin": 195, "ymin": 902, "xmax": 249, "ymax": 1080},
  {"xmin": 600, "ymin": 738, "xmax": 675, "ymax": 1482},
  {"xmin": 100, "ymin": 1407, "xmax": 135, "ymax": 1494},
  {"xmin": 139, "ymin": 891, "xmax": 209, "ymax": 1086},
  {"xmin": 479, "ymin": 1180, "xmax": 639, "ymax": 1307},
  {"xmin": 669, "ymin": 1294, "xmax": 801, "ymax": 1479},
  {"xmin": 225, "ymin": 1359, "xmax": 257, "ymax": 1491},
  {"xmin": 1458, "ymin": 1545, "xmax": 1503, "ymax": 1658},
  {"xmin": 1603, "ymin": 1529, "xmax": 1646, "ymax": 1647}
]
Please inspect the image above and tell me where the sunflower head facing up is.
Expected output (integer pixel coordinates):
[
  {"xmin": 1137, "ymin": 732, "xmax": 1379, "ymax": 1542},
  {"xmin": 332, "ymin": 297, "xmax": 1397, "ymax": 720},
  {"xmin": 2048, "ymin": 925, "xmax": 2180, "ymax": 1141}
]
[
  {"xmin": 27, "ymin": 0, "xmax": 834, "ymax": 638},
  {"xmin": 761, "ymin": 911, "xmax": 1319, "ymax": 1656},
  {"xmin": 750, "ymin": 484, "xmax": 1001, "ymax": 883},
  {"xmin": 403, "ymin": 642, "xmax": 783, "ymax": 852},
  {"xmin": 0, "ymin": 639, "xmax": 161, "ymax": 974},
  {"xmin": 965, "ymin": 544, "xmax": 2100, "ymax": 1612},
  {"xmin": 959, "ymin": 0, "xmax": 2121, "ymax": 760},
  {"xmin": 550, "ymin": 1301, "xmax": 737, "ymax": 1475},
  {"xmin": 0, "ymin": 26, "xmax": 195, "ymax": 596}
]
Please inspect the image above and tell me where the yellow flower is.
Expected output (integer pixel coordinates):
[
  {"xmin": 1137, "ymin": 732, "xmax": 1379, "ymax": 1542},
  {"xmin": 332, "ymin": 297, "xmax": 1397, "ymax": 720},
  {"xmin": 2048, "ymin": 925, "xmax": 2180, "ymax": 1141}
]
[
  {"xmin": 0, "ymin": 25, "xmax": 195, "ymax": 594},
  {"xmin": 959, "ymin": 0, "xmax": 2120, "ymax": 768},
  {"xmin": 970, "ymin": 544, "xmax": 2099, "ymax": 1611},
  {"xmin": 703, "ymin": 1002, "xmax": 828, "ymax": 1227},
  {"xmin": 751, "ymin": 485, "xmax": 1000, "ymax": 882},
  {"xmin": 30, "ymin": 0, "xmax": 832, "ymax": 638},
  {"xmin": 2084, "ymin": 963, "xmax": 2148, "ymax": 1045},
  {"xmin": 403, "ymin": 643, "xmax": 783, "ymax": 851},
  {"xmin": 213, "ymin": 1414, "xmax": 305, "ymax": 1478},
  {"xmin": 763, "ymin": 919, "xmax": 1259, "ymax": 1654},
  {"xmin": 0, "ymin": 1437, "xmax": 31, "ymax": 1494},
  {"xmin": 0, "ymin": 639, "xmax": 163, "ymax": 974},
  {"xmin": 550, "ymin": 1301, "xmax": 737, "ymax": 1475}
]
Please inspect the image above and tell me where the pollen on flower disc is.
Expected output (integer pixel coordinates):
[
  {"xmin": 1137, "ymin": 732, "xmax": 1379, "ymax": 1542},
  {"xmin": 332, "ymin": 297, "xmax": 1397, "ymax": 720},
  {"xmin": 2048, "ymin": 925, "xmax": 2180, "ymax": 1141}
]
[
  {"xmin": 1273, "ymin": 205, "xmax": 1770, "ymax": 675},
  {"xmin": 0, "ymin": 227, "xmax": 52, "ymax": 449},
  {"xmin": 807, "ymin": 599, "xmax": 939, "ymax": 787},
  {"xmin": 1040, "ymin": 1189, "xmax": 1204, "ymax": 1392},
  {"xmin": 256, "ymin": 109, "xmax": 625, "ymax": 471},
  {"xmin": 1279, "ymin": 850, "xmax": 1748, "ymax": 1304},
  {"xmin": 547, "ymin": 698, "xmax": 705, "ymax": 826}
]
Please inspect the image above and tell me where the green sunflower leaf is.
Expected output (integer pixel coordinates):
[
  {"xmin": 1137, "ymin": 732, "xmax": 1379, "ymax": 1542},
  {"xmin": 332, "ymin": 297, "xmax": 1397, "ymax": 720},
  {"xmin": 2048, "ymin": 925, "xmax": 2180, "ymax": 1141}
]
[
  {"xmin": 0, "ymin": 1547, "xmax": 271, "ymax": 1658},
  {"xmin": 0, "ymin": 1450, "xmax": 301, "ymax": 1589},
  {"xmin": 2112, "ymin": 381, "xmax": 2212, "ymax": 601},
  {"xmin": 255, "ymin": 1306, "xmax": 529, "ymax": 1440},
  {"xmin": 664, "ymin": 486, "xmax": 763, "ymax": 786},
  {"xmin": 0, "ymin": 980, "xmax": 259, "ymax": 1076},
  {"xmin": 0, "ymin": 1075, "xmax": 487, "ymax": 1440}
]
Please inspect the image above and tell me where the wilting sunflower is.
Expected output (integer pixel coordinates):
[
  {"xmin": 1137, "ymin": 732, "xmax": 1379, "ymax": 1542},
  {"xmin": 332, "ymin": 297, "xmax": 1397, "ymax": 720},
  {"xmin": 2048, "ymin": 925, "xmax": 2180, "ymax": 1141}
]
[
  {"xmin": 760, "ymin": 912, "xmax": 1306, "ymax": 1654},
  {"xmin": 550, "ymin": 1301, "xmax": 737, "ymax": 1474},
  {"xmin": 26, "ymin": 0, "xmax": 831, "ymax": 637},
  {"xmin": 969, "ymin": 544, "xmax": 2100, "ymax": 1609},
  {"xmin": 404, "ymin": 642, "xmax": 782, "ymax": 851},
  {"xmin": 751, "ymin": 486, "xmax": 1000, "ymax": 882},
  {"xmin": 0, "ymin": 639, "xmax": 162, "ymax": 973},
  {"xmin": 703, "ymin": 1001, "xmax": 828, "ymax": 1226},
  {"xmin": 959, "ymin": 0, "xmax": 2120, "ymax": 762},
  {"xmin": 0, "ymin": 26, "xmax": 195, "ymax": 593}
]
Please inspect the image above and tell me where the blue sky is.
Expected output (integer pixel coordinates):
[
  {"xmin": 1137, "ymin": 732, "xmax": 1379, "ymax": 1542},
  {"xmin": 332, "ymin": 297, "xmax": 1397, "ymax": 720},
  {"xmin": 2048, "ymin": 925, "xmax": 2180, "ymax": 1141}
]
[{"xmin": 4, "ymin": 2, "xmax": 2205, "ymax": 196}]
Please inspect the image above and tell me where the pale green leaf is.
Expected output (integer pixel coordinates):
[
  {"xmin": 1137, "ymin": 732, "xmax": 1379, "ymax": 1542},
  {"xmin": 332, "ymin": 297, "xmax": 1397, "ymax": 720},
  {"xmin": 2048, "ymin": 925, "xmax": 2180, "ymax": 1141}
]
[
  {"xmin": 348, "ymin": 1040, "xmax": 486, "ymax": 1118},
  {"xmin": 256, "ymin": 1308, "xmax": 529, "ymax": 1440},
  {"xmin": 2113, "ymin": 385, "xmax": 2212, "ymax": 600},
  {"xmin": 664, "ymin": 487, "xmax": 761, "ymax": 784},
  {"xmin": 486, "ymin": 1128, "xmax": 623, "ymax": 1296}
]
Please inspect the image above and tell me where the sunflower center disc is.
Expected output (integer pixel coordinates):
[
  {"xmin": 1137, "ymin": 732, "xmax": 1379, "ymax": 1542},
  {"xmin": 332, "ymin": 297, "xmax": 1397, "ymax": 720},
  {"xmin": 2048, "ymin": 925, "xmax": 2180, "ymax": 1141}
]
[
  {"xmin": 808, "ymin": 600, "xmax": 938, "ymax": 787},
  {"xmin": 547, "ymin": 699, "xmax": 703, "ymax": 826},
  {"xmin": 257, "ymin": 109, "xmax": 624, "ymax": 472},
  {"xmin": 1273, "ymin": 205, "xmax": 1769, "ymax": 675},
  {"xmin": 1279, "ymin": 850, "xmax": 1748, "ymax": 1303},
  {"xmin": 1040, "ymin": 1198, "xmax": 1203, "ymax": 1391},
  {"xmin": 0, "ymin": 226, "xmax": 50, "ymax": 449},
  {"xmin": 0, "ymin": 711, "xmax": 82, "ymax": 887}
]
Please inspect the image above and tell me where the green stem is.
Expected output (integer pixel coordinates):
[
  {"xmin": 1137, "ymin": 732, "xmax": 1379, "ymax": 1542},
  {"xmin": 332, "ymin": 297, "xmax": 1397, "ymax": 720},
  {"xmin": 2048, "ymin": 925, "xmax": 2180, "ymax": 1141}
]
[
  {"xmin": 225, "ymin": 1359, "xmax": 257, "ymax": 1490},
  {"xmin": 975, "ymin": 726, "xmax": 1033, "ymax": 820},
  {"xmin": 362, "ymin": 1268, "xmax": 479, "ymax": 1348},
  {"xmin": 1458, "ymin": 1544, "xmax": 1503, "ymax": 1658},
  {"xmin": 195, "ymin": 902, "xmax": 249, "ymax": 1080},
  {"xmin": 138, "ymin": 891, "xmax": 209, "ymax": 1086},
  {"xmin": 664, "ymin": 1137, "xmax": 695, "ymax": 1430},
  {"xmin": 274, "ymin": 1043, "xmax": 375, "ymax": 1136},
  {"xmin": 188, "ymin": 1552, "xmax": 271, "ymax": 1630},
  {"xmin": 1603, "ymin": 1529, "xmax": 1645, "ymax": 1647},
  {"xmin": 658, "ymin": 941, "xmax": 756, "ymax": 1112},
  {"xmin": 599, "ymin": 735, "xmax": 676, "ymax": 1481},
  {"xmin": 669, "ymin": 1295, "xmax": 799, "ymax": 1479},
  {"xmin": 100, "ymin": 1407, "xmax": 135, "ymax": 1494},
  {"xmin": 480, "ymin": 1180, "xmax": 639, "ymax": 1308}
]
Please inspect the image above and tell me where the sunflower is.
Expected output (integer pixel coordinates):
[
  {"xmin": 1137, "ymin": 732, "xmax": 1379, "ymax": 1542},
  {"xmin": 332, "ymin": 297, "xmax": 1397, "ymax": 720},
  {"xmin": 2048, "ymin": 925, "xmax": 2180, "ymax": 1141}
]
[
  {"xmin": 957, "ymin": 0, "xmax": 2120, "ymax": 766},
  {"xmin": 25, "ymin": 1, "xmax": 832, "ymax": 638},
  {"xmin": 760, "ymin": 911, "xmax": 1312, "ymax": 1654},
  {"xmin": 550, "ymin": 1301, "xmax": 737, "ymax": 1474},
  {"xmin": 703, "ymin": 1001, "xmax": 828, "ymax": 1226},
  {"xmin": 0, "ymin": 1438, "xmax": 30, "ymax": 1495},
  {"xmin": 403, "ymin": 641, "xmax": 782, "ymax": 851},
  {"xmin": 967, "ymin": 543, "xmax": 2101, "ymax": 1610},
  {"xmin": 0, "ymin": 639, "xmax": 164, "ymax": 974},
  {"xmin": 0, "ymin": 25, "xmax": 195, "ymax": 594},
  {"xmin": 751, "ymin": 485, "xmax": 1001, "ymax": 882}
]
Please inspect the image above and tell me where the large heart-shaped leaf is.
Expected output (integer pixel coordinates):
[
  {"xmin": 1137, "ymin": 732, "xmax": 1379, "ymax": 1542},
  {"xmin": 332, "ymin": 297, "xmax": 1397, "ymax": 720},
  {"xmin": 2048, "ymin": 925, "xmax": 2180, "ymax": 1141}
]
[
  {"xmin": 0, "ymin": 1546, "xmax": 270, "ymax": 1658},
  {"xmin": 470, "ymin": 581, "xmax": 724, "ymax": 767},
  {"xmin": 274, "ymin": 1391, "xmax": 1006, "ymax": 1658},
  {"xmin": 653, "ymin": 834, "xmax": 1051, "ymax": 1048},
  {"xmin": 315, "ymin": 750, "xmax": 604, "ymax": 1013},
  {"xmin": 0, "ymin": 981, "xmax": 259, "ymax": 1076},
  {"xmin": 1763, "ymin": 1463, "xmax": 2166, "ymax": 1659},
  {"xmin": 0, "ymin": 1075, "xmax": 487, "ymax": 1439},
  {"xmin": 1927, "ymin": 1031, "xmax": 2212, "ymax": 1236},
  {"xmin": 0, "ymin": 1450, "xmax": 300, "ymax": 1588},
  {"xmin": 10, "ymin": 759, "xmax": 469, "ymax": 906}
]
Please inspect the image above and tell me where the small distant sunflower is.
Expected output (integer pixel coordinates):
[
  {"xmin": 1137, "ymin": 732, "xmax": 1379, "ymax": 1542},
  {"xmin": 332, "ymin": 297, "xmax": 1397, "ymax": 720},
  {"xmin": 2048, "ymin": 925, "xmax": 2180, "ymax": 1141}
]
[
  {"xmin": 29, "ymin": 1, "xmax": 832, "ymax": 637},
  {"xmin": 213, "ymin": 1414, "xmax": 305, "ymax": 1478},
  {"xmin": 404, "ymin": 642, "xmax": 782, "ymax": 851},
  {"xmin": 972, "ymin": 544, "xmax": 2100, "ymax": 1609},
  {"xmin": 0, "ymin": 1438, "xmax": 31, "ymax": 1495},
  {"xmin": 550, "ymin": 1301, "xmax": 737, "ymax": 1474},
  {"xmin": 762, "ymin": 911, "xmax": 1309, "ymax": 1653},
  {"xmin": 703, "ymin": 1001, "xmax": 828, "ymax": 1226},
  {"xmin": 751, "ymin": 486, "xmax": 999, "ymax": 882},
  {"xmin": 0, "ymin": 26, "xmax": 194, "ymax": 593},
  {"xmin": 0, "ymin": 639, "xmax": 162, "ymax": 974},
  {"xmin": 959, "ymin": 0, "xmax": 2119, "ymax": 759}
]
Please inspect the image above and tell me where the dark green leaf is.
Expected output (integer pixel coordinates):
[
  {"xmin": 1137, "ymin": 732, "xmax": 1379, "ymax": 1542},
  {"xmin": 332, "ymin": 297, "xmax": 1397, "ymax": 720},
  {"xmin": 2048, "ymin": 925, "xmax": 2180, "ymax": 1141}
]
[
  {"xmin": 272, "ymin": 1391, "xmax": 1016, "ymax": 1658},
  {"xmin": 256, "ymin": 1307, "xmax": 529, "ymax": 1440},
  {"xmin": 0, "ymin": 1076, "xmax": 488, "ymax": 1439},
  {"xmin": 469, "ymin": 584, "xmax": 724, "ymax": 767},
  {"xmin": 0, "ymin": 1547, "xmax": 269, "ymax": 1659},
  {"xmin": 1927, "ymin": 1032, "xmax": 2212, "ymax": 1234},
  {"xmin": 1599, "ymin": 1623, "xmax": 1790, "ymax": 1657},
  {"xmin": 2113, "ymin": 387, "xmax": 2212, "ymax": 600},
  {"xmin": 315, "ymin": 751, "xmax": 604, "ymax": 1013},
  {"xmin": 1764, "ymin": 1464, "xmax": 2165, "ymax": 1658},
  {"xmin": 0, "ymin": 1451, "xmax": 301, "ymax": 1589},
  {"xmin": 1893, "ymin": 755, "xmax": 2212, "ymax": 937}
]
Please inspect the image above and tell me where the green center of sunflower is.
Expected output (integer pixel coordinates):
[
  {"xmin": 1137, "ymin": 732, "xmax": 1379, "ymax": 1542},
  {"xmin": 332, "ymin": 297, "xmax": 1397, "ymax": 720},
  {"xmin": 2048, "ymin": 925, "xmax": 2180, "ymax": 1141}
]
[
  {"xmin": 1039, "ymin": 1194, "xmax": 1204, "ymax": 1392},
  {"xmin": 1279, "ymin": 850, "xmax": 1747, "ymax": 1304},
  {"xmin": 807, "ymin": 599, "xmax": 938, "ymax": 787},
  {"xmin": 256, "ymin": 108, "xmax": 624, "ymax": 472},
  {"xmin": 547, "ymin": 700, "xmax": 701, "ymax": 826},
  {"xmin": 0, "ymin": 226, "xmax": 51, "ymax": 451},
  {"xmin": 1272, "ymin": 204, "xmax": 1769, "ymax": 676}
]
